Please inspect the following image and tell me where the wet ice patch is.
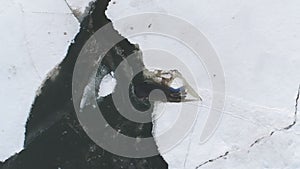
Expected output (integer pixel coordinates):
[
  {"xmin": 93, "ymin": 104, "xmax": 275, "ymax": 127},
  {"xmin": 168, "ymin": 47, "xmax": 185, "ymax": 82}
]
[{"xmin": 98, "ymin": 73, "xmax": 117, "ymax": 98}]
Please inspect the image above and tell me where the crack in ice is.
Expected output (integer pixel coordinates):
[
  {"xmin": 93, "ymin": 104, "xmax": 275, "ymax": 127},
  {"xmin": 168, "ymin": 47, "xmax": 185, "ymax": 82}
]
[
  {"xmin": 194, "ymin": 84, "xmax": 300, "ymax": 168},
  {"xmin": 195, "ymin": 151, "xmax": 229, "ymax": 169},
  {"xmin": 250, "ymin": 84, "xmax": 299, "ymax": 148}
]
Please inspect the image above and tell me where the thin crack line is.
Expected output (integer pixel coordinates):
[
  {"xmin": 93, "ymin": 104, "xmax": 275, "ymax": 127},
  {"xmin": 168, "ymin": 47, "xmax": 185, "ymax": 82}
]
[
  {"xmin": 195, "ymin": 151, "xmax": 229, "ymax": 169},
  {"xmin": 284, "ymin": 84, "xmax": 299, "ymax": 130},
  {"xmin": 186, "ymin": 103, "xmax": 274, "ymax": 129},
  {"xmin": 250, "ymin": 84, "xmax": 300, "ymax": 148},
  {"xmin": 183, "ymin": 109, "xmax": 200, "ymax": 168},
  {"xmin": 62, "ymin": 0, "xmax": 80, "ymax": 22},
  {"xmin": 30, "ymin": 11, "xmax": 73, "ymax": 15},
  {"xmin": 194, "ymin": 84, "xmax": 300, "ymax": 168}
]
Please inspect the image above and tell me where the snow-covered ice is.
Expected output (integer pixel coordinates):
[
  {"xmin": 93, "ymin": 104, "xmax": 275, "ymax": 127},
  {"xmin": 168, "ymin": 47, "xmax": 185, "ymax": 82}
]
[
  {"xmin": 1, "ymin": 0, "xmax": 300, "ymax": 168},
  {"xmin": 106, "ymin": 0, "xmax": 300, "ymax": 168}
]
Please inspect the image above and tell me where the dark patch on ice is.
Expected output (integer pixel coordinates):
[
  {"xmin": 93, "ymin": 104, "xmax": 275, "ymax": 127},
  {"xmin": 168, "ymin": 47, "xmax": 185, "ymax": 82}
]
[{"xmin": 1, "ymin": 0, "xmax": 168, "ymax": 169}]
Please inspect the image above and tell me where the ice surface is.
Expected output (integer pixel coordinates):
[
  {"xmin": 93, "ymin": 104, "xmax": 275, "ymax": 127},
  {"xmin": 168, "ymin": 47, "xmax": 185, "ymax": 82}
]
[
  {"xmin": 106, "ymin": 0, "xmax": 300, "ymax": 168},
  {"xmin": 1, "ymin": 0, "xmax": 300, "ymax": 168}
]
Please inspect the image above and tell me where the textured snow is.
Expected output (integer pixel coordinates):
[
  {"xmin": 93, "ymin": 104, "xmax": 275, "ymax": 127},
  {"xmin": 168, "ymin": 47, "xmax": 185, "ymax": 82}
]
[{"xmin": 106, "ymin": 0, "xmax": 300, "ymax": 168}]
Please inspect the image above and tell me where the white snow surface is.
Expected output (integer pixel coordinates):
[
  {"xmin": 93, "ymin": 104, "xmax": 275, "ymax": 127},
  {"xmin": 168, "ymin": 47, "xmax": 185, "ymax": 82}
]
[
  {"xmin": 1, "ymin": 0, "xmax": 300, "ymax": 169},
  {"xmin": 106, "ymin": 0, "xmax": 300, "ymax": 168}
]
